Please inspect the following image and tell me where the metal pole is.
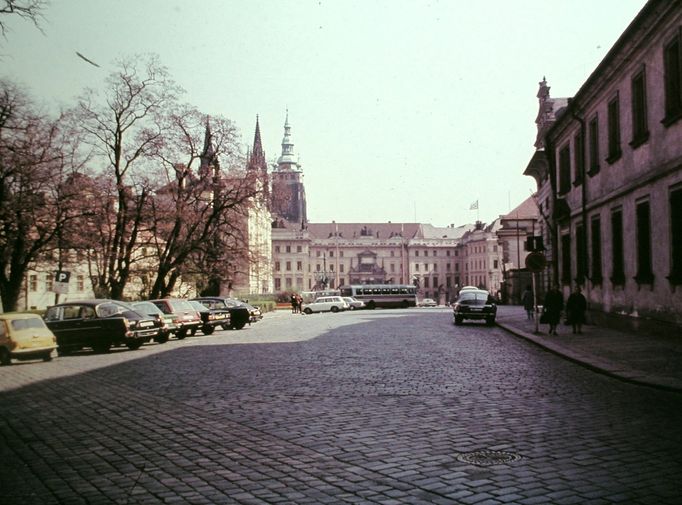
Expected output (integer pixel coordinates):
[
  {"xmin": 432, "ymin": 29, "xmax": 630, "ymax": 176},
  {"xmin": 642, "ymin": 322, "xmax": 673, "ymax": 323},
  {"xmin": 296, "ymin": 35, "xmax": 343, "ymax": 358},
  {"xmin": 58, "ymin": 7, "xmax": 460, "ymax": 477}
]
[{"xmin": 532, "ymin": 271, "xmax": 539, "ymax": 334}]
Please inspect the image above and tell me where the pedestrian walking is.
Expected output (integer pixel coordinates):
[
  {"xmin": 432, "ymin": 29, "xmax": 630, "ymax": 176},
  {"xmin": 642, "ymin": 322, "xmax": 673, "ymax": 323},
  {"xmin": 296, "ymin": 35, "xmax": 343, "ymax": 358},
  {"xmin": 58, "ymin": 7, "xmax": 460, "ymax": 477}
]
[
  {"xmin": 542, "ymin": 285, "xmax": 564, "ymax": 335},
  {"xmin": 291, "ymin": 294, "xmax": 298, "ymax": 314},
  {"xmin": 522, "ymin": 285, "xmax": 534, "ymax": 320},
  {"xmin": 296, "ymin": 294, "xmax": 303, "ymax": 314},
  {"xmin": 566, "ymin": 285, "xmax": 587, "ymax": 334}
]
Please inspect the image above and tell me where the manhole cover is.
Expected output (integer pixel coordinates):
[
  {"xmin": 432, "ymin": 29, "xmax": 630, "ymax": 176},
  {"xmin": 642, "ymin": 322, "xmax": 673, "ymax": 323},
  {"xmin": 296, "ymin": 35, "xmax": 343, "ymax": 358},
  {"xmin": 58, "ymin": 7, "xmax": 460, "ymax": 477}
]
[{"xmin": 456, "ymin": 450, "xmax": 522, "ymax": 467}]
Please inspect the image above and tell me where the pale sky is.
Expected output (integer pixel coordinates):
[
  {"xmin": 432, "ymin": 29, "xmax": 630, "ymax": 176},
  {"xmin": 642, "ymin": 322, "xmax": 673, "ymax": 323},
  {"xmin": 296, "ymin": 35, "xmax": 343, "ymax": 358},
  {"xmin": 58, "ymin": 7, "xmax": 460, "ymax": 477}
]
[{"xmin": 2, "ymin": 0, "xmax": 646, "ymax": 227}]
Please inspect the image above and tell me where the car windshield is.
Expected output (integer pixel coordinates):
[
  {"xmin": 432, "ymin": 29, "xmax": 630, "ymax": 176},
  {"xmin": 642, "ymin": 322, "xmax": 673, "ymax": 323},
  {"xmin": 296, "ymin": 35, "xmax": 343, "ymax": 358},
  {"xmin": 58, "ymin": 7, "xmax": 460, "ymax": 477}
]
[
  {"xmin": 457, "ymin": 292, "xmax": 490, "ymax": 306},
  {"xmin": 189, "ymin": 301, "xmax": 209, "ymax": 311},
  {"xmin": 170, "ymin": 300, "xmax": 194, "ymax": 312},
  {"xmin": 132, "ymin": 302, "xmax": 163, "ymax": 315},
  {"xmin": 10, "ymin": 317, "xmax": 47, "ymax": 330}
]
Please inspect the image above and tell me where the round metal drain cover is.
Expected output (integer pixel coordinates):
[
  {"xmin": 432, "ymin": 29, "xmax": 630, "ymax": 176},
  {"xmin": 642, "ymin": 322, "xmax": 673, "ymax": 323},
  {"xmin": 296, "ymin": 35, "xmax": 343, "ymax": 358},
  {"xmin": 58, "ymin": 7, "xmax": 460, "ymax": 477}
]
[{"xmin": 456, "ymin": 450, "xmax": 522, "ymax": 467}]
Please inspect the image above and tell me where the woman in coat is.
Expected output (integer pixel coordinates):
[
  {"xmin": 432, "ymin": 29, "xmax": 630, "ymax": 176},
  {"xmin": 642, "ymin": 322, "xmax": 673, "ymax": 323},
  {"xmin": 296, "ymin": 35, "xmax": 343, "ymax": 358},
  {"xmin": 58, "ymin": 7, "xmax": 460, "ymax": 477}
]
[
  {"xmin": 543, "ymin": 285, "xmax": 564, "ymax": 335},
  {"xmin": 566, "ymin": 286, "xmax": 587, "ymax": 334}
]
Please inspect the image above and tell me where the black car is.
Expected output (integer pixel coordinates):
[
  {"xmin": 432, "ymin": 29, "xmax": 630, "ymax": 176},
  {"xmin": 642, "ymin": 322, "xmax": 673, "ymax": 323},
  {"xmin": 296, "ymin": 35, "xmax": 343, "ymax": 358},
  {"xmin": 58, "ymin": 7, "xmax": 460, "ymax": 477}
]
[
  {"xmin": 187, "ymin": 300, "xmax": 231, "ymax": 335},
  {"xmin": 452, "ymin": 289, "xmax": 497, "ymax": 325},
  {"xmin": 191, "ymin": 297, "xmax": 251, "ymax": 330},
  {"xmin": 44, "ymin": 299, "xmax": 160, "ymax": 354}
]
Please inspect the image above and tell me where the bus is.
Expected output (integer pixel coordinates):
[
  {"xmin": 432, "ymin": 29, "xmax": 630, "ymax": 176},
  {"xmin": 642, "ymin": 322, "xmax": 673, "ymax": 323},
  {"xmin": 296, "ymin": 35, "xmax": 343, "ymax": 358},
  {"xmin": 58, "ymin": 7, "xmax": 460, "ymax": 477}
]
[{"xmin": 339, "ymin": 284, "xmax": 417, "ymax": 309}]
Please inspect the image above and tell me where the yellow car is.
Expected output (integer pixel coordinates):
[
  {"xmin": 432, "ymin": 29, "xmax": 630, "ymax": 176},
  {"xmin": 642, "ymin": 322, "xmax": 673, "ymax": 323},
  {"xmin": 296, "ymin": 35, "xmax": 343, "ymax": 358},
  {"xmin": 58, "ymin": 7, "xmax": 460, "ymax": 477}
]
[{"xmin": 0, "ymin": 313, "xmax": 58, "ymax": 365}]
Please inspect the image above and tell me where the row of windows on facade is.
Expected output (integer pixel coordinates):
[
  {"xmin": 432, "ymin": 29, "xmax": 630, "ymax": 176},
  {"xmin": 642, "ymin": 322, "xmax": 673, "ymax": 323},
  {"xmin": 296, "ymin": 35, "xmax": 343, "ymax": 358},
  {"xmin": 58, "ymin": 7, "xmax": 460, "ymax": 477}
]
[
  {"xmin": 557, "ymin": 29, "xmax": 682, "ymax": 194},
  {"xmin": 561, "ymin": 186, "xmax": 682, "ymax": 287},
  {"xmin": 274, "ymin": 246, "xmax": 497, "ymax": 256},
  {"xmin": 273, "ymin": 276, "xmax": 468, "ymax": 291},
  {"xmin": 273, "ymin": 259, "xmax": 499, "ymax": 273},
  {"xmin": 28, "ymin": 274, "xmax": 86, "ymax": 292}
]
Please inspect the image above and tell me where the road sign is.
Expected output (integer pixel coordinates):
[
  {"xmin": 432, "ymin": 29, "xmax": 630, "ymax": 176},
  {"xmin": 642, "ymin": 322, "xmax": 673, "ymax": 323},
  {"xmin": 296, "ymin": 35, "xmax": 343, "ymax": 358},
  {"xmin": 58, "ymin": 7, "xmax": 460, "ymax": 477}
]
[
  {"xmin": 54, "ymin": 271, "xmax": 71, "ymax": 283},
  {"xmin": 525, "ymin": 252, "xmax": 547, "ymax": 272}
]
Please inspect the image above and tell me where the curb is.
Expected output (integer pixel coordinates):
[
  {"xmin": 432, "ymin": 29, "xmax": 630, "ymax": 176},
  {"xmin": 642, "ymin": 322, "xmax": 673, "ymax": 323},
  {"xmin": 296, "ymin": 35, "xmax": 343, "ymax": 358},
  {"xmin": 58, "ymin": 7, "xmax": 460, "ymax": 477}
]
[{"xmin": 496, "ymin": 321, "xmax": 682, "ymax": 394}]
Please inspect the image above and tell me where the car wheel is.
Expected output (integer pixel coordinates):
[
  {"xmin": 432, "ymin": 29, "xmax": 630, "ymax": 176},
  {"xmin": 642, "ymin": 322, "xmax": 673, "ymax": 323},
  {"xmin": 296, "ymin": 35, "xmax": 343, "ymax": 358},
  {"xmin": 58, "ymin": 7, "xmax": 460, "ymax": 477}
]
[
  {"xmin": 126, "ymin": 340, "xmax": 143, "ymax": 350},
  {"xmin": 57, "ymin": 347, "xmax": 70, "ymax": 357},
  {"xmin": 221, "ymin": 323, "xmax": 231, "ymax": 330},
  {"xmin": 454, "ymin": 316, "xmax": 463, "ymax": 325},
  {"xmin": 331, "ymin": 306, "xmax": 339, "ymax": 313},
  {"xmin": 486, "ymin": 317, "xmax": 496, "ymax": 326},
  {"xmin": 176, "ymin": 330, "xmax": 188, "ymax": 340},
  {"xmin": 232, "ymin": 321, "xmax": 247, "ymax": 330},
  {"xmin": 155, "ymin": 332, "xmax": 170, "ymax": 344},
  {"xmin": 0, "ymin": 348, "xmax": 11, "ymax": 366},
  {"xmin": 304, "ymin": 308, "xmax": 313, "ymax": 315},
  {"xmin": 92, "ymin": 343, "xmax": 111, "ymax": 354},
  {"xmin": 190, "ymin": 328, "xmax": 197, "ymax": 336},
  {"xmin": 202, "ymin": 326, "xmax": 215, "ymax": 335},
  {"xmin": 42, "ymin": 352, "xmax": 53, "ymax": 362}
]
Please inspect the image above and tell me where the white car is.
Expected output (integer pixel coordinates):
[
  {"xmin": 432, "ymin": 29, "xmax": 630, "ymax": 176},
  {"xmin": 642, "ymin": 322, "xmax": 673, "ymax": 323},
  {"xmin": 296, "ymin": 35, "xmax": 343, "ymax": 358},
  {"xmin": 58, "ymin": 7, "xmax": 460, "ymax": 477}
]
[
  {"xmin": 302, "ymin": 296, "xmax": 349, "ymax": 314},
  {"xmin": 419, "ymin": 298, "xmax": 438, "ymax": 307},
  {"xmin": 343, "ymin": 297, "xmax": 366, "ymax": 310}
]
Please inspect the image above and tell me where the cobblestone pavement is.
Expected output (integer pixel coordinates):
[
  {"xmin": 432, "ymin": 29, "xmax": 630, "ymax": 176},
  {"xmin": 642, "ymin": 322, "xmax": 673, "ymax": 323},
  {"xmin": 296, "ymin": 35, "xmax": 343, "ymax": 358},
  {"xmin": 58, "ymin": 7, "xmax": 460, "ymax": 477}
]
[{"xmin": 2, "ymin": 309, "xmax": 682, "ymax": 504}]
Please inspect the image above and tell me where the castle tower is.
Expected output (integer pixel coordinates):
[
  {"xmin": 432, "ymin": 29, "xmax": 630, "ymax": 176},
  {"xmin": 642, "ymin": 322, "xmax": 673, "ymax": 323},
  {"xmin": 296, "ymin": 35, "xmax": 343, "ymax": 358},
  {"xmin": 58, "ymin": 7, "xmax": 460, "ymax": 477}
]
[{"xmin": 271, "ymin": 111, "xmax": 307, "ymax": 228}]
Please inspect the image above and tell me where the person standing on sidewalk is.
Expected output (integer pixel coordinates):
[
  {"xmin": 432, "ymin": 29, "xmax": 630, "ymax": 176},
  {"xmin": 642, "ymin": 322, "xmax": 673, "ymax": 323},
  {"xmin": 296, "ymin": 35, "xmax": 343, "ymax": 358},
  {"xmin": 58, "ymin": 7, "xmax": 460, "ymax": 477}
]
[
  {"xmin": 543, "ymin": 285, "xmax": 564, "ymax": 335},
  {"xmin": 566, "ymin": 286, "xmax": 587, "ymax": 334},
  {"xmin": 522, "ymin": 285, "xmax": 534, "ymax": 320}
]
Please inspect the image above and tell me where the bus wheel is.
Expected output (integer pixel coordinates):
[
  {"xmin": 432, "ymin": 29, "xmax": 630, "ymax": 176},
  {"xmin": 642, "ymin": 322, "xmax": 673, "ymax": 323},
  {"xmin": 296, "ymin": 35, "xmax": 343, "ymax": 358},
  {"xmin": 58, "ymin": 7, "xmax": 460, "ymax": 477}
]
[
  {"xmin": 401, "ymin": 300, "xmax": 409, "ymax": 308},
  {"xmin": 367, "ymin": 301, "xmax": 376, "ymax": 310}
]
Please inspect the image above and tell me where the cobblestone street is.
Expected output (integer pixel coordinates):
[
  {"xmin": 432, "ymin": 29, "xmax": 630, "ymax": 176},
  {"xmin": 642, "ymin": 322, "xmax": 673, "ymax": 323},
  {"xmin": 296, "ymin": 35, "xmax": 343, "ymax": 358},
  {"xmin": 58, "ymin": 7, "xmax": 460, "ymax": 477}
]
[{"xmin": 2, "ymin": 309, "xmax": 682, "ymax": 504}]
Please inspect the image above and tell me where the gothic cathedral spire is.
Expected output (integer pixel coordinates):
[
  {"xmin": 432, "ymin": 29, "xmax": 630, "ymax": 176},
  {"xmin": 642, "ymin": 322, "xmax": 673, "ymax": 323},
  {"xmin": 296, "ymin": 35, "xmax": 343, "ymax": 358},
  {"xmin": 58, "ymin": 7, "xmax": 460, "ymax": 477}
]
[{"xmin": 247, "ymin": 115, "xmax": 267, "ymax": 172}]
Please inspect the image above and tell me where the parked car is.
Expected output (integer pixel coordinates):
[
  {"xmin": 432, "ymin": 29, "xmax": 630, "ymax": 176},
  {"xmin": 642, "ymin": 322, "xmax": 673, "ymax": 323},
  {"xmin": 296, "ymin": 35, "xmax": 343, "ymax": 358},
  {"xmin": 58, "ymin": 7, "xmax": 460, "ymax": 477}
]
[
  {"xmin": 148, "ymin": 299, "xmax": 202, "ymax": 339},
  {"xmin": 190, "ymin": 297, "xmax": 251, "ymax": 330},
  {"xmin": 452, "ymin": 289, "xmax": 497, "ymax": 325},
  {"xmin": 343, "ymin": 296, "xmax": 366, "ymax": 310},
  {"xmin": 419, "ymin": 298, "xmax": 438, "ymax": 307},
  {"xmin": 301, "ymin": 296, "xmax": 349, "ymax": 314},
  {"xmin": 187, "ymin": 300, "xmax": 231, "ymax": 335},
  {"xmin": 44, "ymin": 299, "xmax": 158, "ymax": 354},
  {"xmin": 130, "ymin": 301, "xmax": 177, "ymax": 343},
  {"xmin": 0, "ymin": 313, "xmax": 58, "ymax": 365},
  {"xmin": 237, "ymin": 300, "xmax": 263, "ymax": 323}
]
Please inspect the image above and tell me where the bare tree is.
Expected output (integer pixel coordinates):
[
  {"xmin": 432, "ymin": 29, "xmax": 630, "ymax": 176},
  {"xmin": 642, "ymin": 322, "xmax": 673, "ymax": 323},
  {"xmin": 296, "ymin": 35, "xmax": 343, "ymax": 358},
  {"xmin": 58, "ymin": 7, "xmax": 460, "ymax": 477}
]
[
  {"xmin": 144, "ymin": 106, "xmax": 261, "ymax": 299},
  {"xmin": 73, "ymin": 54, "xmax": 181, "ymax": 299},
  {"xmin": 0, "ymin": 0, "xmax": 47, "ymax": 41},
  {"xmin": 0, "ymin": 79, "xmax": 87, "ymax": 311}
]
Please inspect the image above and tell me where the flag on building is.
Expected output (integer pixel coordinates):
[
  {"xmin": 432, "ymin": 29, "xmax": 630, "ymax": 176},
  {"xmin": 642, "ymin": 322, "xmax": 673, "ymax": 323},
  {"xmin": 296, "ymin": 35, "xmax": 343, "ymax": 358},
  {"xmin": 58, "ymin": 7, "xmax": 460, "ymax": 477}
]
[{"xmin": 469, "ymin": 200, "xmax": 479, "ymax": 210}]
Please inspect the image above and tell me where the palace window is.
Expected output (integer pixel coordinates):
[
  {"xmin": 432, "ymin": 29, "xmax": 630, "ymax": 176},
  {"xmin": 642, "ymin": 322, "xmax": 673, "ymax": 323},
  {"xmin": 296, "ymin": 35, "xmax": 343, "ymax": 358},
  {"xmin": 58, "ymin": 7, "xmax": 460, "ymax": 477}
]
[
  {"xmin": 663, "ymin": 29, "xmax": 682, "ymax": 125},
  {"xmin": 573, "ymin": 131, "xmax": 584, "ymax": 186},
  {"xmin": 607, "ymin": 93, "xmax": 622, "ymax": 163},
  {"xmin": 635, "ymin": 199, "xmax": 654, "ymax": 285},
  {"xmin": 588, "ymin": 115, "xmax": 600, "ymax": 176},
  {"xmin": 575, "ymin": 222, "xmax": 586, "ymax": 284},
  {"xmin": 631, "ymin": 68, "xmax": 649, "ymax": 147},
  {"xmin": 590, "ymin": 215, "xmax": 603, "ymax": 285},
  {"xmin": 611, "ymin": 208, "xmax": 625, "ymax": 286},
  {"xmin": 561, "ymin": 233, "xmax": 571, "ymax": 285},
  {"xmin": 558, "ymin": 144, "xmax": 571, "ymax": 194},
  {"xmin": 669, "ymin": 185, "xmax": 682, "ymax": 284}
]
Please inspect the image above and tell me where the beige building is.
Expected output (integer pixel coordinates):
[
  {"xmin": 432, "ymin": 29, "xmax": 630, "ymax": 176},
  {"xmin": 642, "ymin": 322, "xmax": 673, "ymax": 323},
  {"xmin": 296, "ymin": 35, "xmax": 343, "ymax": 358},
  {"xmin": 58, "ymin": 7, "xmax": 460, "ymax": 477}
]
[{"xmin": 529, "ymin": 0, "xmax": 682, "ymax": 331}]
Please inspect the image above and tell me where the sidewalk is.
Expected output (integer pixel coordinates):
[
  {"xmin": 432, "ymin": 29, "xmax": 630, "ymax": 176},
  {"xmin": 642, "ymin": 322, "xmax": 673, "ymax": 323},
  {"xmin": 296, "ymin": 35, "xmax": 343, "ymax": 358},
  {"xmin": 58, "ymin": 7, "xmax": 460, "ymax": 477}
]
[{"xmin": 496, "ymin": 305, "xmax": 682, "ymax": 392}]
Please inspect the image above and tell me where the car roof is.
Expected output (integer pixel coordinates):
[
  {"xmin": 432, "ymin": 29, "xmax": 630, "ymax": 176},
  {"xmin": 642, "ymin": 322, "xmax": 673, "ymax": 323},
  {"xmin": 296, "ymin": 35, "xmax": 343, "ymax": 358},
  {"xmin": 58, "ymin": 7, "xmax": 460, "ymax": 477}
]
[
  {"xmin": 0, "ymin": 312, "xmax": 43, "ymax": 320},
  {"xmin": 48, "ymin": 299, "xmax": 126, "ymax": 307}
]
